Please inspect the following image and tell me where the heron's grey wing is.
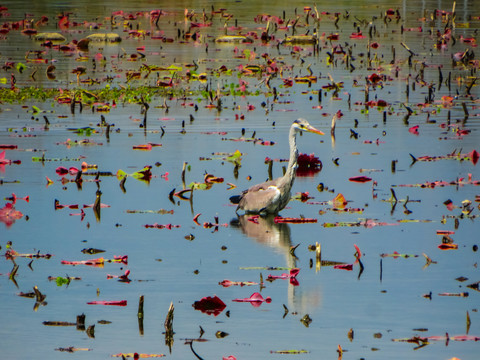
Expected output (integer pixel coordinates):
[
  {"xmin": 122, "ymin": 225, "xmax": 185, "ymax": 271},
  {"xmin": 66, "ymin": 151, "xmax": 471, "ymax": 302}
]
[
  {"xmin": 238, "ymin": 185, "xmax": 281, "ymax": 214},
  {"xmin": 245, "ymin": 179, "xmax": 277, "ymax": 193}
]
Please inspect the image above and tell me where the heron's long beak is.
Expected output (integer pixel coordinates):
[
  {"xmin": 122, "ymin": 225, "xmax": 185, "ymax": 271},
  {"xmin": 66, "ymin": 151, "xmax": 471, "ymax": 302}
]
[{"xmin": 306, "ymin": 125, "xmax": 324, "ymax": 135}]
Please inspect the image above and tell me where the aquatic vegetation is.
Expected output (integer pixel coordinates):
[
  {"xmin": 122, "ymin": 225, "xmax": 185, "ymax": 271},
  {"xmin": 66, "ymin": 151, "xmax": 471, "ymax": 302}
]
[{"xmin": 0, "ymin": 1, "xmax": 479, "ymax": 359}]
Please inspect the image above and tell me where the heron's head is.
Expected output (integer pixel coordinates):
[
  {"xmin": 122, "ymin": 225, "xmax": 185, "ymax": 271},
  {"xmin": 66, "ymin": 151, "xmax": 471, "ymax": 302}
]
[{"xmin": 293, "ymin": 118, "xmax": 324, "ymax": 135}]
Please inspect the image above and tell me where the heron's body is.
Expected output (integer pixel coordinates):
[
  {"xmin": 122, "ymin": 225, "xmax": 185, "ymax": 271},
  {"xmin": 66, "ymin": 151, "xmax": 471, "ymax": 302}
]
[{"xmin": 231, "ymin": 119, "xmax": 323, "ymax": 215}]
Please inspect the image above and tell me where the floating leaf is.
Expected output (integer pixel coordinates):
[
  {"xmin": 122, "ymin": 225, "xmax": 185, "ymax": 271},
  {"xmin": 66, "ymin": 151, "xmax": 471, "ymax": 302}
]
[
  {"xmin": 270, "ymin": 350, "xmax": 309, "ymax": 354},
  {"xmin": 193, "ymin": 295, "xmax": 226, "ymax": 316},
  {"xmin": 349, "ymin": 176, "xmax": 372, "ymax": 183},
  {"xmin": 232, "ymin": 292, "xmax": 271, "ymax": 307},
  {"xmin": 218, "ymin": 279, "xmax": 258, "ymax": 287},
  {"xmin": 87, "ymin": 300, "xmax": 127, "ymax": 306}
]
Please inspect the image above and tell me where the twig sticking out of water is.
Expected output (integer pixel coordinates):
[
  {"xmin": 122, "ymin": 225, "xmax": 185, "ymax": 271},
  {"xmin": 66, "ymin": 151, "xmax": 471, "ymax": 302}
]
[{"xmin": 164, "ymin": 302, "xmax": 175, "ymax": 353}]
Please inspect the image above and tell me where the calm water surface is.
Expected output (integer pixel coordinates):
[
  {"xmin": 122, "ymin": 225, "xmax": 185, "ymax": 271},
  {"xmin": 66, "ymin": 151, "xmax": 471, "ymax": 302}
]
[{"xmin": 1, "ymin": 0, "xmax": 479, "ymax": 359}]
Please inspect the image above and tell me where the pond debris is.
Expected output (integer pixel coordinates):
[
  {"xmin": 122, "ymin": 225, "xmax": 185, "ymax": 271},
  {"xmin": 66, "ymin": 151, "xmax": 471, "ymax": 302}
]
[
  {"xmin": 4, "ymin": 193, "xmax": 29, "ymax": 204},
  {"xmin": 202, "ymin": 216, "xmax": 228, "ymax": 232},
  {"xmin": 349, "ymin": 176, "xmax": 372, "ymax": 183},
  {"xmin": 422, "ymin": 253, "xmax": 437, "ymax": 269},
  {"xmin": 193, "ymin": 295, "xmax": 226, "ymax": 316},
  {"xmin": 438, "ymin": 291, "xmax": 469, "ymax": 297},
  {"xmin": 132, "ymin": 143, "xmax": 162, "ymax": 150},
  {"xmin": 380, "ymin": 252, "xmax": 419, "ymax": 259},
  {"xmin": 467, "ymin": 311, "xmax": 471, "ymax": 334},
  {"xmin": 0, "ymin": 202, "xmax": 23, "ymax": 228},
  {"xmin": 232, "ymin": 292, "xmax": 271, "ymax": 307},
  {"xmin": 394, "ymin": 173, "xmax": 480, "ymax": 188},
  {"xmin": 267, "ymin": 268, "xmax": 300, "ymax": 286},
  {"xmin": 107, "ymin": 269, "xmax": 131, "ymax": 282},
  {"xmin": 222, "ymin": 355, "xmax": 237, "ymax": 360},
  {"xmin": 81, "ymin": 248, "xmax": 105, "ymax": 254},
  {"xmin": 17, "ymin": 285, "xmax": 47, "ymax": 311},
  {"xmin": 274, "ymin": 216, "xmax": 317, "ymax": 224},
  {"xmin": 188, "ymin": 173, "xmax": 224, "ymax": 190},
  {"xmin": 300, "ymin": 314, "xmax": 312, "ymax": 327},
  {"xmin": 117, "ymin": 166, "xmax": 153, "ymax": 182},
  {"xmin": 410, "ymin": 149, "xmax": 479, "ymax": 166},
  {"xmin": 164, "ymin": 301, "xmax": 175, "ymax": 353},
  {"xmin": 322, "ymin": 219, "xmax": 399, "ymax": 228},
  {"xmin": 0, "ymin": 150, "xmax": 21, "ymax": 169},
  {"xmin": 137, "ymin": 295, "xmax": 145, "ymax": 335},
  {"xmin": 144, "ymin": 223, "xmax": 180, "ymax": 229},
  {"xmin": 87, "ymin": 300, "xmax": 127, "ymax": 306},
  {"xmin": 193, "ymin": 213, "xmax": 201, "ymax": 225},
  {"xmin": 467, "ymin": 281, "xmax": 480, "ymax": 292},
  {"xmin": 348, "ymin": 328, "xmax": 354, "ymax": 342},
  {"xmin": 438, "ymin": 234, "xmax": 458, "ymax": 250},
  {"xmin": 112, "ymin": 354, "xmax": 165, "ymax": 358},
  {"xmin": 44, "ymin": 313, "xmax": 85, "ymax": 329},
  {"xmin": 61, "ymin": 255, "xmax": 128, "ymax": 267},
  {"xmin": 270, "ymin": 349, "xmax": 309, "ymax": 354},
  {"xmin": 219, "ymin": 279, "xmax": 258, "ymax": 287},
  {"xmin": 172, "ymin": 188, "xmax": 193, "ymax": 200},
  {"xmin": 239, "ymin": 266, "xmax": 291, "ymax": 271},
  {"xmin": 5, "ymin": 249, "xmax": 52, "ymax": 259},
  {"xmin": 48, "ymin": 276, "xmax": 81, "ymax": 286},
  {"xmin": 55, "ymin": 347, "xmax": 92, "ymax": 353},
  {"xmin": 215, "ymin": 330, "xmax": 229, "ymax": 338},
  {"xmin": 392, "ymin": 333, "xmax": 480, "ymax": 347}
]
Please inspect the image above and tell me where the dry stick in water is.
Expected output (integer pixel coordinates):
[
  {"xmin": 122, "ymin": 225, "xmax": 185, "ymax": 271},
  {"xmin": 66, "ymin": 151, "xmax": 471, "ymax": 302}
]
[
  {"xmin": 138, "ymin": 295, "xmax": 144, "ymax": 336},
  {"xmin": 164, "ymin": 302, "xmax": 174, "ymax": 353}
]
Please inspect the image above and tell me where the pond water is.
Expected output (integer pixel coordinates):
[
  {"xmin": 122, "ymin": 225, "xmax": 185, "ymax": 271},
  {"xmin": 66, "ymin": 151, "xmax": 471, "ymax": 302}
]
[{"xmin": 1, "ymin": 0, "xmax": 479, "ymax": 359}]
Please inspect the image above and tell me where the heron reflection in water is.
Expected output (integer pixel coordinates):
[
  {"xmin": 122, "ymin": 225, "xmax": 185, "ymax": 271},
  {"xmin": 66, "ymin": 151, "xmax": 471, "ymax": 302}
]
[{"xmin": 230, "ymin": 215, "xmax": 298, "ymax": 305}]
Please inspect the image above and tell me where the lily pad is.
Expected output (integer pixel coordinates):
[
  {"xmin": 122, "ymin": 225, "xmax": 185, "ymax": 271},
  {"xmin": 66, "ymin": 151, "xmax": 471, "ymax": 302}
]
[
  {"xmin": 34, "ymin": 32, "xmax": 66, "ymax": 43},
  {"xmin": 282, "ymin": 35, "xmax": 317, "ymax": 45},
  {"xmin": 215, "ymin": 35, "xmax": 253, "ymax": 43},
  {"xmin": 86, "ymin": 33, "xmax": 122, "ymax": 43}
]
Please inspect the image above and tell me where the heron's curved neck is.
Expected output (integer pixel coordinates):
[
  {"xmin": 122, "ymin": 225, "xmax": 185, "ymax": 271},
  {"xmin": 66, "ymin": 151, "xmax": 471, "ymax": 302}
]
[{"xmin": 285, "ymin": 126, "xmax": 298, "ymax": 180}]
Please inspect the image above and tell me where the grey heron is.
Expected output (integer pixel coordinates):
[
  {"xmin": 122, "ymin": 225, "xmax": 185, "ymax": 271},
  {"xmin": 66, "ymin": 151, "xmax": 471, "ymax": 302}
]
[{"xmin": 230, "ymin": 118, "xmax": 324, "ymax": 214}]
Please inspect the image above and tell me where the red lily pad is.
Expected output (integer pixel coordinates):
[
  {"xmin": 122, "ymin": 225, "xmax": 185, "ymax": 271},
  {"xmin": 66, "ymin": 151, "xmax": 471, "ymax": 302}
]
[
  {"xmin": 467, "ymin": 149, "xmax": 479, "ymax": 165},
  {"xmin": 193, "ymin": 295, "xmax": 226, "ymax": 316},
  {"xmin": 0, "ymin": 202, "xmax": 23, "ymax": 227},
  {"xmin": 232, "ymin": 292, "xmax": 272, "ymax": 307},
  {"xmin": 349, "ymin": 176, "xmax": 372, "ymax": 183},
  {"xmin": 408, "ymin": 125, "xmax": 419, "ymax": 135}
]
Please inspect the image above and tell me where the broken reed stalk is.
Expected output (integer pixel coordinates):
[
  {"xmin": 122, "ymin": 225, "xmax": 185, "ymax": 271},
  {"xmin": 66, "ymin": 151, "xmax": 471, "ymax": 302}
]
[
  {"xmin": 77, "ymin": 313, "xmax": 86, "ymax": 330},
  {"xmin": 164, "ymin": 301, "xmax": 174, "ymax": 332},
  {"xmin": 462, "ymin": 102, "xmax": 469, "ymax": 117},
  {"xmin": 315, "ymin": 242, "xmax": 322, "ymax": 272},
  {"xmin": 164, "ymin": 302, "xmax": 175, "ymax": 353},
  {"xmin": 138, "ymin": 295, "xmax": 145, "ymax": 336},
  {"xmin": 267, "ymin": 159, "xmax": 273, "ymax": 180},
  {"xmin": 181, "ymin": 162, "xmax": 187, "ymax": 188},
  {"xmin": 467, "ymin": 310, "xmax": 471, "ymax": 334},
  {"xmin": 93, "ymin": 190, "xmax": 102, "ymax": 221},
  {"xmin": 138, "ymin": 295, "xmax": 144, "ymax": 319},
  {"xmin": 330, "ymin": 113, "xmax": 337, "ymax": 136}
]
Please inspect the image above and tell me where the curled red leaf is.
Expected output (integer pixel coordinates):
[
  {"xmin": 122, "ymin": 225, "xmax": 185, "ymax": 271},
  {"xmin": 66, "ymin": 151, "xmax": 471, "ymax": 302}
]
[{"xmin": 349, "ymin": 176, "xmax": 372, "ymax": 183}]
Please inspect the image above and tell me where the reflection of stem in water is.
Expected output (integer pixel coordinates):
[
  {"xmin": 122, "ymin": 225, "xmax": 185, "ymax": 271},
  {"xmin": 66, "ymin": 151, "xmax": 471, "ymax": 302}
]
[{"xmin": 188, "ymin": 341, "xmax": 204, "ymax": 360}]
